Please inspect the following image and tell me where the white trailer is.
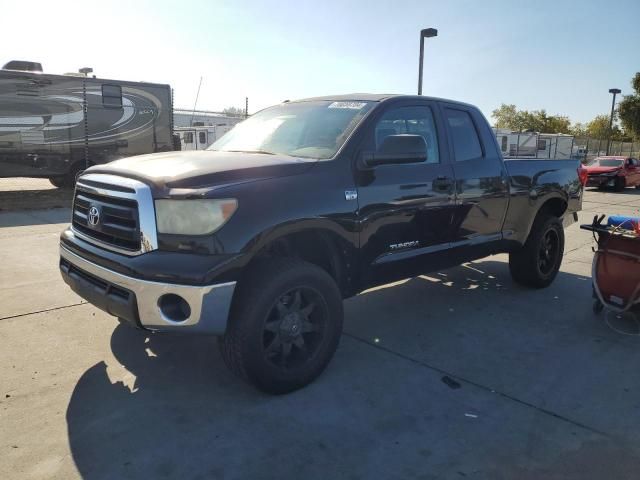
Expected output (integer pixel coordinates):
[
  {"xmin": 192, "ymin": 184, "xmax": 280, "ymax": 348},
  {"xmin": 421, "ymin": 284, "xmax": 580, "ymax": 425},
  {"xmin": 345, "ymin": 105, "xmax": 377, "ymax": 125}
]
[
  {"xmin": 493, "ymin": 129, "xmax": 574, "ymax": 159},
  {"xmin": 176, "ymin": 125, "xmax": 234, "ymax": 151}
]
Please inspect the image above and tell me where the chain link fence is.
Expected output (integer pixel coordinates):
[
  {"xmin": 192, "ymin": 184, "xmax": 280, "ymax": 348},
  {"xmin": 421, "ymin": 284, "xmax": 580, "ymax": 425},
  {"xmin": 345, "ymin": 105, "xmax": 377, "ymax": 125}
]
[{"xmin": 573, "ymin": 136, "xmax": 640, "ymax": 163}]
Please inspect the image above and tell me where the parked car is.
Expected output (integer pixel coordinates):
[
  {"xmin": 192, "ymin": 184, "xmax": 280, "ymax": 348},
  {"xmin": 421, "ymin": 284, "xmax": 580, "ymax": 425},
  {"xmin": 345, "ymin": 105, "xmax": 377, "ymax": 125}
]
[
  {"xmin": 584, "ymin": 156, "xmax": 640, "ymax": 191},
  {"xmin": 58, "ymin": 94, "xmax": 584, "ymax": 393}
]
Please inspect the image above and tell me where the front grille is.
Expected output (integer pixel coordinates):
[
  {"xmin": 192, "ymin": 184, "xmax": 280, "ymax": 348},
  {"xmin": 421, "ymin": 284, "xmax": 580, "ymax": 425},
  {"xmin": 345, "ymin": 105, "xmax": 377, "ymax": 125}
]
[{"xmin": 72, "ymin": 186, "xmax": 141, "ymax": 252}]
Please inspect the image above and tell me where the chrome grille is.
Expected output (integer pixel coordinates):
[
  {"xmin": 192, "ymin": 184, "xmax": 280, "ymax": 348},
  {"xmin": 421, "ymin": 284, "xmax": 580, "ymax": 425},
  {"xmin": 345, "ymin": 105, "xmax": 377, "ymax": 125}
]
[
  {"xmin": 72, "ymin": 189, "xmax": 141, "ymax": 251},
  {"xmin": 71, "ymin": 174, "xmax": 158, "ymax": 256}
]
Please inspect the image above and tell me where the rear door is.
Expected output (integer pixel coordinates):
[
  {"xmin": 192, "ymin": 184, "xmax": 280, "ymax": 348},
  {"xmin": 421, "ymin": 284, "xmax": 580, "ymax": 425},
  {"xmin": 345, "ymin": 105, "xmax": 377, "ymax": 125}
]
[
  {"xmin": 356, "ymin": 100, "xmax": 457, "ymax": 281},
  {"xmin": 441, "ymin": 104, "xmax": 509, "ymax": 246}
]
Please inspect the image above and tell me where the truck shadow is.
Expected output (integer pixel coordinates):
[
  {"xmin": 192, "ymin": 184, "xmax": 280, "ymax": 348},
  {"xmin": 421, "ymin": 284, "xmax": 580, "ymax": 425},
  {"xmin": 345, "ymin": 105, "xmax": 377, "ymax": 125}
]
[
  {"xmin": 0, "ymin": 205, "xmax": 70, "ymax": 228},
  {"xmin": 65, "ymin": 259, "xmax": 640, "ymax": 479},
  {"xmin": 585, "ymin": 187, "xmax": 640, "ymax": 196},
  {"xmin": 0, "ymin": 188, "xmax": 73, "ymax": 213}
]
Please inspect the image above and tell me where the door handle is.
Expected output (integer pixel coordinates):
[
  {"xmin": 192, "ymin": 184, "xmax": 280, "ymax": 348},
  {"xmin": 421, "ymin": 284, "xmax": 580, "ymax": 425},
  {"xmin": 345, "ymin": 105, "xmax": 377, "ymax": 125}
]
[{"xmin": 433, "ymin": 176, "xmax": 453, "ymax": 191}]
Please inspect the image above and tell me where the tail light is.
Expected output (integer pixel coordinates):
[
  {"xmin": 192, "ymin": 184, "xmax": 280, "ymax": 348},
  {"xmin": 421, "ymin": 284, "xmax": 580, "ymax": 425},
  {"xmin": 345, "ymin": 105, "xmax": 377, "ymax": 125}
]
[{"xmin": 577, "ymin": 165, "xmax": 588, "ymax": 186}]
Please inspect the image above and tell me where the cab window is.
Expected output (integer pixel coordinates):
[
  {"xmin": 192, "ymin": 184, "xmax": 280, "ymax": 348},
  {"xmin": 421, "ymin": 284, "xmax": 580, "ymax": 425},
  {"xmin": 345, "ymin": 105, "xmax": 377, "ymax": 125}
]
[
  {"xmin": 374, "ymin": 106, "xmax": 439, "ymax": 164},
  {"xmin": 444, "ymin": 108, "xmax": 483, "ymax": 162}
]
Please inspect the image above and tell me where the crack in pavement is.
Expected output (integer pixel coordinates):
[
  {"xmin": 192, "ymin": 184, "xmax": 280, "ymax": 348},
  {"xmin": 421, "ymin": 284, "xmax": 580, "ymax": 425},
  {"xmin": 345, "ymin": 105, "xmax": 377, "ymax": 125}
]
[
  {"xmin": 0, "ymin": 301, "xmax": 87, "ymax": 321},
  {"xmin": 343, "ymin": 331, "xmax": 608, "ymax": 438}
]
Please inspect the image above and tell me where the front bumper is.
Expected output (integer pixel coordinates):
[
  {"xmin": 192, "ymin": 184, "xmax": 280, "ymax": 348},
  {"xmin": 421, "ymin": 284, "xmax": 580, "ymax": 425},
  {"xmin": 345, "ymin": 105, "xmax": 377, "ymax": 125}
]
[
  {"xmin": 586, "ymin": 175, "xmax": 618, "ymax": 187},
  {"xmin": 59, "ymin": 244, "xmax": 236, "ymax": 334}
]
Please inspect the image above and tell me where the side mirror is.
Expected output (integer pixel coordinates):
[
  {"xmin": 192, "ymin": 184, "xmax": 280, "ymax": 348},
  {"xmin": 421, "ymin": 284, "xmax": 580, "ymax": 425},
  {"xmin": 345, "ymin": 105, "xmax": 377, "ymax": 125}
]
[{"xmin": 360, "ymin": 134, "xmax": 428, "ymax": 168}]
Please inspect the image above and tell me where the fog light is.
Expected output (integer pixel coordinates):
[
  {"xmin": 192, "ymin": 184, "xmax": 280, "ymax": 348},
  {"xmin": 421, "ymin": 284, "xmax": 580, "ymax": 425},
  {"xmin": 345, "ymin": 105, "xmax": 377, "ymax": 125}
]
[{"xmin": 158, "ymin": 294, "xmax": 191, "ymax": 322}]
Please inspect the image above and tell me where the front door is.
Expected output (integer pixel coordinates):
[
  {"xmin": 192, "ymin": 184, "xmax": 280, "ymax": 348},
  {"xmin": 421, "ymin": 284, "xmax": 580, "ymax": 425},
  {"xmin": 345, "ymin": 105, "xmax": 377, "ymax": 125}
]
[{"xmin": 356, "ymin": 101, "xmax": 456, "ymax": 284}]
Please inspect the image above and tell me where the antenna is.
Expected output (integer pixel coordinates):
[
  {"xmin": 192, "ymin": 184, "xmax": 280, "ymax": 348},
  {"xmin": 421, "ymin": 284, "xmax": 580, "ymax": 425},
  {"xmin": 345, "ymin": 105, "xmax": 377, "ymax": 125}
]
[{"xmin": 190, "ymin": 76, "xmax": 203, "ymax": 126}]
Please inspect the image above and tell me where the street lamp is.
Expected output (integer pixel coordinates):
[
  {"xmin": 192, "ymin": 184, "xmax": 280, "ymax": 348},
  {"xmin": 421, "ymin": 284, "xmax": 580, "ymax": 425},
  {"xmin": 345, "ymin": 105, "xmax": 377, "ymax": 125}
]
[
  {"xmin": 607, "ymin": 88, "xmax": 621, "ymax": 155},
  {"xmin": 418, "ymin": 28, "xmax": 438, "ymax": 95}
]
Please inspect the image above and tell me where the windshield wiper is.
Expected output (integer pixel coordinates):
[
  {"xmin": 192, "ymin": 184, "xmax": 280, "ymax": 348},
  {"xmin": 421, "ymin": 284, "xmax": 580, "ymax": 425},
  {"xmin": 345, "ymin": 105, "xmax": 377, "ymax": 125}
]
[{"xmin": 224, "ymin": 149, "xmax": 276, "ymax": 155}]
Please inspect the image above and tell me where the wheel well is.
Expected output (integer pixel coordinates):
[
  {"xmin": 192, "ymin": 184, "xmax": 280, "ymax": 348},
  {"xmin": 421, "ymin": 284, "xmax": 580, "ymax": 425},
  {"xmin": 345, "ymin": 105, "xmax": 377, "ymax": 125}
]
[
  {"xmin": 537, "ymin": 197, "xmax": 567, "ymax": 219},
  {"xmin": 249, "ymin": 230, "xmax": 354, "ymax": 297}
]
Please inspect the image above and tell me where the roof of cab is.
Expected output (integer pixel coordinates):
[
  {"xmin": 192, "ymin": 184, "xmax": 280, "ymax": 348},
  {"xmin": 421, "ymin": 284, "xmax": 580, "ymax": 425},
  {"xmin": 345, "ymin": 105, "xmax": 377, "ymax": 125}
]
[{"xmin": 291, "ymin": 93, "xmax": 476, "ymax": 108}]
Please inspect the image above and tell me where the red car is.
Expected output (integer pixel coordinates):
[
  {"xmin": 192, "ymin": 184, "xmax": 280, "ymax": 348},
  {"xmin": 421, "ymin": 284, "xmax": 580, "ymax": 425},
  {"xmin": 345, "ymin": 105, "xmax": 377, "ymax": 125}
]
[{"xmin": 585, "ymin": 156, "xmax": 640, "ymax": 191}]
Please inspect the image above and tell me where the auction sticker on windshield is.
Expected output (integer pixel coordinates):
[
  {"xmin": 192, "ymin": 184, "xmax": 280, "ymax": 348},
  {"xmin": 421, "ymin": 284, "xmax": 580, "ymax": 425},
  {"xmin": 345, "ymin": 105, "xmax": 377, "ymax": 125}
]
[{"xmin": 328, "ymin": 101, "xmax": 368, "ymax": 109}]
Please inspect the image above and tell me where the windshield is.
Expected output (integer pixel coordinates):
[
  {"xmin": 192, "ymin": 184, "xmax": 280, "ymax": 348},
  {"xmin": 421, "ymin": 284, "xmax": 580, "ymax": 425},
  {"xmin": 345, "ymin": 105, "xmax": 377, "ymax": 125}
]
[
  {"xmin": 209, "ymin": 100, "xmax": 375, "ymax": 159},
  {"xmin": 590, "ymin": 158, "xmax": 624, "ymax": 167}
]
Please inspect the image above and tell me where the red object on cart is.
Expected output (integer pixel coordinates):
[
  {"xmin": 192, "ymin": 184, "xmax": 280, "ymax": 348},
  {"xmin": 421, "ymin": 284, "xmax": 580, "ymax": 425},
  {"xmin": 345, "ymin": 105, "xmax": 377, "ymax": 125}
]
[{"xmin": 581, "ymin": 216, "xmax": 640, "ymax": 314}]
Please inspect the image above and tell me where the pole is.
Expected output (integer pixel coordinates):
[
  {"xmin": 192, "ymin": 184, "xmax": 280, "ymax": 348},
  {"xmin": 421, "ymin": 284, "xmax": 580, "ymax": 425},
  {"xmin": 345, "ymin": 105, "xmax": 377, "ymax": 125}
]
[
  {"xmin": 190, "ymin": 76, "xmax": 203, "ymax": 127},
  {"xmin": 418, "ymin": 33, "xmax": 425, "ymax": 95},
  {"xmin": 417, "ymin": 28, "xmax": 437, "ymax": 95},
  {"xmin": 607, "ymin": 89, "xmax": 619, "ymax": 155},
  {"xmin": 245, "ymin": 97, "xmax": 248, "ymax": 118}
]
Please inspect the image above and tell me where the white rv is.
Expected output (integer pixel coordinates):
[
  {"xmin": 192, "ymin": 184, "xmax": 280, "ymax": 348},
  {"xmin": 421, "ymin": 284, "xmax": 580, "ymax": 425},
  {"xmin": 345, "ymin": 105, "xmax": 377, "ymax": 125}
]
[
  {"xmin": 176, "ymin": 125, "xmax": 234, "ymax": 151},
  {"xmin": 493, "ymin": 129, "xmax": 575, "ymax": 159}
]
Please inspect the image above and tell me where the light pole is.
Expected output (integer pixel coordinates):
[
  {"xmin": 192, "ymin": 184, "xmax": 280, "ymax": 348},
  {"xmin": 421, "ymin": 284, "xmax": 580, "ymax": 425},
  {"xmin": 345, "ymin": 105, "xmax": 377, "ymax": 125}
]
[
  {"xmin": 607, "ymin": 88, "xmax": 621, "ymax": 155},
  {"xmin": 418, "ymin": 28, "xmax": 438, "ymax": 95}
]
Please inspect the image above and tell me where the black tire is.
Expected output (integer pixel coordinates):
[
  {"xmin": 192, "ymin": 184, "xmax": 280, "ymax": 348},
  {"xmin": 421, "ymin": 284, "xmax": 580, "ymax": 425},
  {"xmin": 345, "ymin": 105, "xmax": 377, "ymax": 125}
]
[
  {"xmin": 219, "ymin": 257, "xmax": 343, "ymax": 394},
  {"xmin": 49, "ymin": 163, "xmax": 85, "ymax": 189},
  {"xmin": 615, "ymin": 177, "xmax": 625, "ymax": 192},
  {"xmin": 593, "ymin": 299, "xmax": 604, "ymax": 314},
  {"xmin": 49, "ymin": 176, "xmax": 66, "ymax": 188},
  {"xmin": 509, "ymin": 212, "xmax": 564, "ymax": 288}
]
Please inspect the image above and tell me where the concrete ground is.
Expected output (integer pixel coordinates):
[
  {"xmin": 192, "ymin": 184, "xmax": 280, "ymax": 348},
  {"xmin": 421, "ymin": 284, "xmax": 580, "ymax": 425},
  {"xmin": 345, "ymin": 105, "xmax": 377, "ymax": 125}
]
[{"xmin": 2, "ymin": 188, "xmax": 640, "ymax": 480}]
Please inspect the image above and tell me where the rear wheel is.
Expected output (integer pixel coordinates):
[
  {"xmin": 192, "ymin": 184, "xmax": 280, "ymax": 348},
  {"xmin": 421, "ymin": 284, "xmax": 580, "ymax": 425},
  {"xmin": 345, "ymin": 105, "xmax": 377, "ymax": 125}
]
[
  {"xmin": 49, "ymin": 162, "xmax": 85, "ymax": 189},
  {"xmin": 509, "ymin": 213, "xmax": 564, "ymax": 288},
  {"xmin": 219, "ymin": 258, "xmax": 343, "ymax": 394}
]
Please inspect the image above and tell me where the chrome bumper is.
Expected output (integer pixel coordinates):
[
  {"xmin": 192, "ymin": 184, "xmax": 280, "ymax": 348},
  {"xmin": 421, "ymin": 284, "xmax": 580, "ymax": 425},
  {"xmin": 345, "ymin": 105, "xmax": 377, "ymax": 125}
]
[{"xmin": 59, "ymin": 245, "xmax": 236, "ymax": 335}]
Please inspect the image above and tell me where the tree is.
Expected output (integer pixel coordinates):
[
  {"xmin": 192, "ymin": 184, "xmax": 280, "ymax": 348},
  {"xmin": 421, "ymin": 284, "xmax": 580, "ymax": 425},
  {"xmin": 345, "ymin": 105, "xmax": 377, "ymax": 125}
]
[
  {"xmin": 223, "ymin": 106, "xmax": 246, "ymax": 117},
  {"xmin": 570, "ymin": 122, "xmax": 587, "ymax": 137},
  {"xmin": 618, "ymin": 72, "xmax": 640, "ymax": 140},
  {"xmin": 492, "ymin": 104, "xmax": 520, "ymax": 129},
  {"xmin": 585, "ymin": 114, "xmax": 627, "ymax": 140},
  {"xmin": 491, "ymin": 104, "xmax": 570, "ymax": 133}
]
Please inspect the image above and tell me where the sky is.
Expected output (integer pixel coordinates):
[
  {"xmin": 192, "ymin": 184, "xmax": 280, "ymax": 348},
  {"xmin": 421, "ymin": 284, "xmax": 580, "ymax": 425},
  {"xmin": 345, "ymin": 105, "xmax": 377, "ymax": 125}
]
[{"xmin": 2, "ymin": 0, "xmax": 639, "ymax": 124}]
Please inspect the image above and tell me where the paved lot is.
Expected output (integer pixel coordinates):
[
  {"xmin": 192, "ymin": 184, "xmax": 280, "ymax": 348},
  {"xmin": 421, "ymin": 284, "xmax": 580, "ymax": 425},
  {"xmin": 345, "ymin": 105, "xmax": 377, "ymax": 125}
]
[
  {"xmin": 0, "ymin": 178, "xmax": 72, "ymax": 212},
  {"xmin": 2, "ymin": 188, "xmax": 640, "ymax": 479}
]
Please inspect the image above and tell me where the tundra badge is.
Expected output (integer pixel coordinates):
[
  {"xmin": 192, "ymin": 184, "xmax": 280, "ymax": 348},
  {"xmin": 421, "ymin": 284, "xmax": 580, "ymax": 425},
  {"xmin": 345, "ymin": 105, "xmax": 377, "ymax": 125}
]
[{"xmin": 344, "ymin": 190, "xmax": 358, "ymax": 201}]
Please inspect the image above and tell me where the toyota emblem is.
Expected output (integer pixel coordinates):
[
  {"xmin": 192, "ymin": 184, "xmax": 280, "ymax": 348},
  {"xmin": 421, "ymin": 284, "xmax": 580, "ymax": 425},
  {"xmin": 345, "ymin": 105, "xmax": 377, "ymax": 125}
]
[{"xmin": 87, "ymin": 206, "xmax": 100, "ymax": 227}]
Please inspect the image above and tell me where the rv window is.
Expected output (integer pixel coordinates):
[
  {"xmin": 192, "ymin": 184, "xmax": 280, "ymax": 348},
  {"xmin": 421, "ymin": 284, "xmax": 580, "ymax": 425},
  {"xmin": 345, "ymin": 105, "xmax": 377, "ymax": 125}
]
[
  {"xmin": 199, "ymin": 132, "xmax": 207, "ymax": 144},
  {"xmin": 184, "ymin": 132, "xmax": 194, "ymax": 144},
  {"xmin": 501, "ymin": 136, "xmax": 507, "ymax": 151},
  {"xmin": 538, "ymin": 139, "xmax": 547, "ymax": 150},
  {"xmin": 102, "ymin": 84, "xmax": 122, "ymax": 107}
]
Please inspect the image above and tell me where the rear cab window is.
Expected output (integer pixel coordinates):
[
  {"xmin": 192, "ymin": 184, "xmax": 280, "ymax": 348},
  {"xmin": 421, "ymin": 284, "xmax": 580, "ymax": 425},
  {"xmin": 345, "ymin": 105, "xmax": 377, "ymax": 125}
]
[{"xmin": 443, "ymin": 108, "xmax": 483, "ymax": 162}]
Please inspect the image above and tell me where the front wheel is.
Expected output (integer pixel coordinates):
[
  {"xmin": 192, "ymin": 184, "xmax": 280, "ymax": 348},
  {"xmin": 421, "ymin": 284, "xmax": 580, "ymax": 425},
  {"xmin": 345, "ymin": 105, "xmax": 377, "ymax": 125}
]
[
  {"xmin": 219, "ymin": 258, "xmax": 343, "ymax": 394},
  {"xmin": 615, "ymin": 177, "xmax": 626, "ymax": 192},
  {"xmin": 509, "ymin": 213, "xmax": 564, "ymax": 288}
]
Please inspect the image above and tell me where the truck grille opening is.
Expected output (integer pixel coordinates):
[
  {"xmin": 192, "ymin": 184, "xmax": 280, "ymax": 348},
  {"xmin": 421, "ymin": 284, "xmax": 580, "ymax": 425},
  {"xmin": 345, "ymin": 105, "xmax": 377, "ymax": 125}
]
[{"xmin": 72, "ymin": 186, "xmax": 141, "ymax": 252}]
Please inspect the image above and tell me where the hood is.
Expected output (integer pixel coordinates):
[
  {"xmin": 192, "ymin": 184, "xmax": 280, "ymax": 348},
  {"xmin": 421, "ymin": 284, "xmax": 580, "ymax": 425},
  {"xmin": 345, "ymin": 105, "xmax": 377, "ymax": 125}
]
[{"xmin": 86, "ymin": 150, "xmax": 317, "ymax": 194}]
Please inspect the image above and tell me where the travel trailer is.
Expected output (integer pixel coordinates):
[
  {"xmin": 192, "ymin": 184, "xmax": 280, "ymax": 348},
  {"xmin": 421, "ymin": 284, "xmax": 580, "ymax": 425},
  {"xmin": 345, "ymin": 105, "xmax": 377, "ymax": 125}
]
[
  {"xmin": 176, "ymin": 124, "xmax": 235, "ymax": 151},
  {"xmin": 0, "ymin": 60, "xmax": 174, "ymax": 187},
  {"xmin": 493, "ymin": 128, "xmax": 575, "ymax": 160}
]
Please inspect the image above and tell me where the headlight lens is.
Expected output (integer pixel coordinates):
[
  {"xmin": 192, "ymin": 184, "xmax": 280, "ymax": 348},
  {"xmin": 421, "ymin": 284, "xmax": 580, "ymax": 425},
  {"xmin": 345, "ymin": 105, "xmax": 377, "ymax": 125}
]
[{"xmin": 155, "ymin": 199, "xmax": 238, "ymax": 235}]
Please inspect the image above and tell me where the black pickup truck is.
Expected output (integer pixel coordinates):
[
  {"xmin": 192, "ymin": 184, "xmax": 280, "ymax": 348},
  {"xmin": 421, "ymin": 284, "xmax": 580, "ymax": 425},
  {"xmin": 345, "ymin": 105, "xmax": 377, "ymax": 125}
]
[{"xmin": 59, "ymin": 94, "xmax": 584, "ymax": 393}]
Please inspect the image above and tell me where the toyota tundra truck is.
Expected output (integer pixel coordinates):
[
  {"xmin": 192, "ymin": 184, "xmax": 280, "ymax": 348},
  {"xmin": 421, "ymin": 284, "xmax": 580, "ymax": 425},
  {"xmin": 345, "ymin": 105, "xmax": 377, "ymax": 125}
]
[{"xmin": 59, "ymin": 94, "xmax": 584, "ymax": 393}]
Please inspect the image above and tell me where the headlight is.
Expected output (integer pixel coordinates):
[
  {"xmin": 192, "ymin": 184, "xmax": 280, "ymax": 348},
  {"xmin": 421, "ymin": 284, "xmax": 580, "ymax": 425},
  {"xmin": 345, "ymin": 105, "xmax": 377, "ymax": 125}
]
[{"xmin": 155, "ymin": 199, "xmax": 238, "ymax": 235}]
